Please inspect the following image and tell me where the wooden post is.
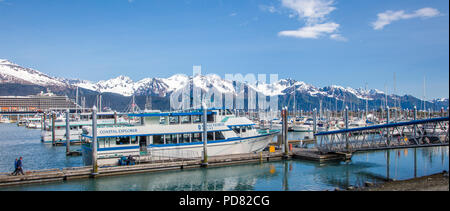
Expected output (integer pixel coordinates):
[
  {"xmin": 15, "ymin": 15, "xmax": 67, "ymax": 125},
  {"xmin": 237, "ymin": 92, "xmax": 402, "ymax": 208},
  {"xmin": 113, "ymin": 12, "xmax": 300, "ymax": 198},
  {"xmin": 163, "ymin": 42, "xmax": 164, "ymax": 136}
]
[
  {"xmin": 43, "ymin": 112, "xmax": 47, "ymax": 130},
  {"xmin": 313, "ymin": 108, "xmax": 317, "ymax": 134},
  {"xmin": 282, "ymin": 107, "xmax": 289, "ymax": 157},
  {"xmin": 92, "ymin": 106, "xmax": 98, "ymax": 175},
  {"xmin": 65, "ymin": 109, "xmax": 70, "ymax": 154},
  {"xmin": 344, "ymin": 106, "xmax": 349, "ymax": 152},
  {"xmin": 413, "ymin": 106, "xmax": 417, "ymax": 142},
  {"xmin": 201, "ymin": 103, "xmax": 208, "ymax": 166},
  {"xmin": 386, "ymin": 106, "xmax": 390, "ymax": 146},
  {"xmin": 51, "ymin": 112, "xmax": 56, "ymax": 146}
]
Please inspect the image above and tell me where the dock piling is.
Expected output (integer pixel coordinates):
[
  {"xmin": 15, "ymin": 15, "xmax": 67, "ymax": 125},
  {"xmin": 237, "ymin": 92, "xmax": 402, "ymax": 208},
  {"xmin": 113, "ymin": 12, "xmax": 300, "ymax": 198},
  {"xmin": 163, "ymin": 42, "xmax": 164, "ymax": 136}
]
[
  {"xmin": 201, "ymin": 103, "xmax": 208, "ymax": 166},
  {"xmin": 51, "ymin": 112, "xmax": 56, "ymax": 146},
  {"xmin": 92, "ymin": 106, "xmax": 98, "ymax": 175},
  {"xmin": 65, "ymin": 109, "xmax": 70, "ymax": 154},
  {"xmin": 344, "ymin": 106, "xmax": 349, "ymax": 152}
]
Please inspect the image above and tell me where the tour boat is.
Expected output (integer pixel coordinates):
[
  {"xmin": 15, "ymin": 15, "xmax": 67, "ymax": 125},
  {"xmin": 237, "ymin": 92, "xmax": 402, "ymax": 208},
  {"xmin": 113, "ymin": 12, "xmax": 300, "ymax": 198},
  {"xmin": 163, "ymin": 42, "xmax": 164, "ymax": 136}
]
[{"xmin": 80, "ymin": 109, "xmax": 279, "ymax": 166}]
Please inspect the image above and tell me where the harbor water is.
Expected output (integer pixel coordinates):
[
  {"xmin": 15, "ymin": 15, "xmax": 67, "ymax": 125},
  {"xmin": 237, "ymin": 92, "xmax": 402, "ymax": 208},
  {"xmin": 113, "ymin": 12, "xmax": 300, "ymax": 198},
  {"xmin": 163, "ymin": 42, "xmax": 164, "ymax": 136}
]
[{"xmin": 0, "ymin": 123, "xmax": 448, "ymax": 191}]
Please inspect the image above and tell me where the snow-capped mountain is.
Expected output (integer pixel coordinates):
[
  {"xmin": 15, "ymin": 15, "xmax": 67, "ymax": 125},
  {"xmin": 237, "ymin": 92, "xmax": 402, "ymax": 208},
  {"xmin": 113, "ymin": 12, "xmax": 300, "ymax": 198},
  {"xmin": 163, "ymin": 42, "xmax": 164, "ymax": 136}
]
[
  {"xmin": 1, "ymin": 59, "xmax": 448, "ymax": 110},
  {"xmin": 0, "ymin": 59, "xmax": 66, "ymax": 87}
]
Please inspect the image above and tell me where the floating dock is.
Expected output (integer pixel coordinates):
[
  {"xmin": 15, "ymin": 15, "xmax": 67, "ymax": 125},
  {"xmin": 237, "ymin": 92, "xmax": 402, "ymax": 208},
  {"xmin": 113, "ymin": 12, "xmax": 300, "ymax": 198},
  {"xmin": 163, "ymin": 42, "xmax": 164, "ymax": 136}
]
[
  {"xmin": 292, "ymin": 148, "xmax": 352, "ymax": 162},
  {"xmin": 0, "ymin": 150, "xmax": 285, "ymax": 187}
]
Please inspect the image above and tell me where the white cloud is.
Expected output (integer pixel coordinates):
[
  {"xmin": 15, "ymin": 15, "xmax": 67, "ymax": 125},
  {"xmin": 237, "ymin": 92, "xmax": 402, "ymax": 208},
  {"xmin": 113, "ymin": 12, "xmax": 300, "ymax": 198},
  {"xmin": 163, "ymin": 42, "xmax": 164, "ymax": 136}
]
[
  {"xmin": 277, "ymin": 0, "xmax": 345, "ymax": 41},
  {"xmin": 330, "ymin": 33, "xmax": 347, "ymax": 42},
  {"xmin": 279, "ymin": 22, "xmax": 339, "ymax": 39},
  {"xmin": 372, "ymin": 7, "xmax": 440, "ymax": 30},
  {"xmin": 281, "ymin": 0, "xmax": 336, "ymax": 24}
]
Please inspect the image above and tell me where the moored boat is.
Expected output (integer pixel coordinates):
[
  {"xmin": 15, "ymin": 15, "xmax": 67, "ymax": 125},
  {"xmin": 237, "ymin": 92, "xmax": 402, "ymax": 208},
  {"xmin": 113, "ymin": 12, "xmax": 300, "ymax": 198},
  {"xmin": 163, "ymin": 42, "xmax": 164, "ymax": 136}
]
[{"xmin": 81, "ymin": 109, "xmax": 279, "ymax": 166}]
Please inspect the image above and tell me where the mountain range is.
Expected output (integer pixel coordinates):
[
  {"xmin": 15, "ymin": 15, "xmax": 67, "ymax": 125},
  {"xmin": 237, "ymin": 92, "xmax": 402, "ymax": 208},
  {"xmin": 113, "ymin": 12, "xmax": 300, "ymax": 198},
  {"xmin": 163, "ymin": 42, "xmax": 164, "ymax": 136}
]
[{"xmin": 1, "ymin": 59, "xmax": 448, "ymax": 112}]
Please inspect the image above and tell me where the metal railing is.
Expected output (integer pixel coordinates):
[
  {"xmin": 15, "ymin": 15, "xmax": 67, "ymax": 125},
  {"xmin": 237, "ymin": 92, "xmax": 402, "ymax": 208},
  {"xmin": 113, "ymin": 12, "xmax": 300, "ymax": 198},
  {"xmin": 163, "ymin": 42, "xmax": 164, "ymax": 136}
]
[
  {"xmin": 316, "ymin": 117, "xmax": 449, "ymax": 153},
  {"xmin": 138, "ymin": 148, "xmax": 202, "ymax": 164}
]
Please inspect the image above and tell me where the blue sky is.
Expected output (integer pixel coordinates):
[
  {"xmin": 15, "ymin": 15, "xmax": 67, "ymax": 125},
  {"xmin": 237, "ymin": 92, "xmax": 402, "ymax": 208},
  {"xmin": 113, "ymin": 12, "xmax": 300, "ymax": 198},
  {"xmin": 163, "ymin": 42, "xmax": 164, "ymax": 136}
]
[{"xmin": 0, "ymin": 0, "xmax": 448, "ymax": 99}]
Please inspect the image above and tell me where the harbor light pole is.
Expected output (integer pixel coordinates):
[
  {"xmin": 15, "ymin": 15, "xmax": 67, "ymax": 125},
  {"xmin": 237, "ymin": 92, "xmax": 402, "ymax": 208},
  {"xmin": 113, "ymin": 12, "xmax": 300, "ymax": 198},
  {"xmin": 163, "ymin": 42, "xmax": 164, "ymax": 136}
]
[
  {"xmin": 92, "ymin": 106, "xmax": 98, "ymax": 175},
  {"xmin": 201, "ymin": 103, "xmax": 208, "ymax": 167}
]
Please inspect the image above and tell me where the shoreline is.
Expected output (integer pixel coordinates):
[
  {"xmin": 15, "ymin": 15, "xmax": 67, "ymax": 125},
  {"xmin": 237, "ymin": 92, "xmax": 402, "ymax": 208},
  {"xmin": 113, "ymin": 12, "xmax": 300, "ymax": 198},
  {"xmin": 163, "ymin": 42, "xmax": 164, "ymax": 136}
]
[{"xmin": 354, "ymin": 171, "xmax": 449, "ymax": 191}]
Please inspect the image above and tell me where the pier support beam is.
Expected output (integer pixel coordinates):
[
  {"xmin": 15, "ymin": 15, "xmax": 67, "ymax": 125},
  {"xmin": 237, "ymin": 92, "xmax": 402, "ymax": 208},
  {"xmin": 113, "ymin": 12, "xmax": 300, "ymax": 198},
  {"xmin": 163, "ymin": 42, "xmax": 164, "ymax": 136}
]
[
  {"xmin": 201, "ymin": 103, "xmax": 208, "ymax": 167},
  {"xmin": 413, "ymin": 106, "xmax": 417, "ymax": 143},
  {"xmin": 51, "ymin": 112, "xmax": 56, "ymax": 146},
  {"xmin": 92, "ymin": 106, "xmax": 98, "ymax": 175},
  {"xmin": 282, "ymin": 107, "xmax": 289, "ymax": 158},
  {"xmin": 313, "ymin": 108, "xmax": 317, "ymax": 135},
  {"xmin": 65, "ymin": 109, "xmax": 70, "ymax": 154},
  {"xmin": 344, "ymin": 106, "xmax": 349, "ymax": 152},
  {"xmin": 386, "ymin": 106, "xmax": 390, "ymax": 146}
]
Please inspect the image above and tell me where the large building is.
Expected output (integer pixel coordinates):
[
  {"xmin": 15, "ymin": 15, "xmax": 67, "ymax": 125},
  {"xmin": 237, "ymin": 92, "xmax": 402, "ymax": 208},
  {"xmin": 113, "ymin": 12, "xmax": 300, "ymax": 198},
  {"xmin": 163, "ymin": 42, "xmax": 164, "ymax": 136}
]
[{"xmin": 0, "ymin": 91, "xmax": 78, "ymax": 112}]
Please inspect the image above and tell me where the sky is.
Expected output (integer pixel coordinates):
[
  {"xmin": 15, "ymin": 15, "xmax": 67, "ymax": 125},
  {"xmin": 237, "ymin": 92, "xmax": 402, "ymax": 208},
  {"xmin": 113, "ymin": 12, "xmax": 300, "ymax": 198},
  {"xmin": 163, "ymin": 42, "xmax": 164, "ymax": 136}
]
[{"xmin": 0, "ymin": 0, "xmax": 448, "ymax": 99}]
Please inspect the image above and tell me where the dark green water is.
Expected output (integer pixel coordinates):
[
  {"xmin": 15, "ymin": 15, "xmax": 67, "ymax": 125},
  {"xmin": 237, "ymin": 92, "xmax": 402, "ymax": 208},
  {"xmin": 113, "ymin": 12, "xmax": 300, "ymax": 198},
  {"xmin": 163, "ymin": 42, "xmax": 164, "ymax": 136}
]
[{"xmin": 0, "ymin": 123, "xmax": 448, "ymax": 191}]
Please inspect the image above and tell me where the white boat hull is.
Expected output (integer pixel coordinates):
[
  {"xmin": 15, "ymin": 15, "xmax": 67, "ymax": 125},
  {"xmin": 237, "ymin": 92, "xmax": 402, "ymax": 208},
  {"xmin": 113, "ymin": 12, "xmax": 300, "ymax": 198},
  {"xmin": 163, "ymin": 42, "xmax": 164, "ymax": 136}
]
[
  {"xmin": 82, "ymin": 134, "xmax": 276, "ymax": 166},
  {"xmin": 292, "ymin": 124, "xmax": 312, "ymax": 132}
]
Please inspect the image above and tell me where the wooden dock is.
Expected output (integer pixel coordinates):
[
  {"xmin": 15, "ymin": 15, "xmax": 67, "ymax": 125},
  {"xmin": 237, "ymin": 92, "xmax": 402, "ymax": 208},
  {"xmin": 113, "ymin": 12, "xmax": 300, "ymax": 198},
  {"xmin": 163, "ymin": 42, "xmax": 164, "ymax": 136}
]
[
  {"xmin": 0, "ymin": 151, "xmax": 284, "ymax": 187},
  {"xmin": 292, "ymin": 148, "xmax": 352, "ymax": 162},
  {"xmin": 0, "ymin": 147, "xmax": 355, "ymax": 188}
]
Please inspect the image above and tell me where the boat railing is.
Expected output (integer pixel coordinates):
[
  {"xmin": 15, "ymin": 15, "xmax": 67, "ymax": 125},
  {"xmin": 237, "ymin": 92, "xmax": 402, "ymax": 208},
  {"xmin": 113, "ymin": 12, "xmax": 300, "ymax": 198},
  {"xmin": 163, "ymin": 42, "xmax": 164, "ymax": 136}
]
[{"xmin": 139, "ymin": 148, "xmax": 202, "ymax": 164}]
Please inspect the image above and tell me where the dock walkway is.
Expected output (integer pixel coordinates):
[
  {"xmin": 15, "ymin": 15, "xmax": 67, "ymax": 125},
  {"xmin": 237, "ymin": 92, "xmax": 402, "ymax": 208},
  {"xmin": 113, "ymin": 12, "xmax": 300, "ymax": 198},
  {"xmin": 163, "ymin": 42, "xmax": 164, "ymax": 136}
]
[{"xmin": 0, "ymin": 151, "xmax": 284, "ymax": 187}]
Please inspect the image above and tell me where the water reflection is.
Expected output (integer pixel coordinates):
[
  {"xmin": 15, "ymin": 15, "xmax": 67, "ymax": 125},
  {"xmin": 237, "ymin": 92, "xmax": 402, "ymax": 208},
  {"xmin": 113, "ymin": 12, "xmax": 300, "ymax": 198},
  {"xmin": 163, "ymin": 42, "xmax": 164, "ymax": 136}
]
[{"xmin": 0, "ymin": 123, "xmax": 448, "ymax": 191}]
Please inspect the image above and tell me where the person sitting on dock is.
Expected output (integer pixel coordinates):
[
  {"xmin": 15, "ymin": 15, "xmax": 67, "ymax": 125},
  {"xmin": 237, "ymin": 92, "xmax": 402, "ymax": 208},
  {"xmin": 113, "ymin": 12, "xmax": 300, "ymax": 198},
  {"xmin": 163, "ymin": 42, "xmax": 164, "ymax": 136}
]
[
  {"xmin": 127, "ymin": 155, "xmax": 135, "ymax": 165},
  {"xmin": 11, "ymin": 158, "xmax": 18, "ymax": 176},
  {"xmin": 16, "ymin": 157, "xmax": 24, "ymax": 175}
]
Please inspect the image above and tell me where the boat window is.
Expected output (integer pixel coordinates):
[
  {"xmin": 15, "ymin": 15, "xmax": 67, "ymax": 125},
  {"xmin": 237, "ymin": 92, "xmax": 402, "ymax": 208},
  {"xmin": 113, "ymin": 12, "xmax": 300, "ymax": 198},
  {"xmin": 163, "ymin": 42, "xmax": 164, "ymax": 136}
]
[
  {"xmin": 98, "ymin": 138, "xmax": 105, "ymax": 148},
  {"xmin": 207, "ymin": 132, "xmax": 214, "ymax": 141},
  {"xmin": 130, "ymin": 136, "xmax": 138, "ymax": 145},
  {"xmin": 181, "ymin": 116, "xmax": 191, "ymax": 124},
  {"xmin": 160, "ymin": 117, "xmax": 166, "ymax": 125},
  {"xmin": 164, "ymin": 134, "xmax": 176, "ymax": 144},
  {"xmin": 104, "ymin": 137, "xmax": 113, "ymax": 148},
  {"xmin": 153, "ymin": 135, "xmax": 163, "ymax": 145},
  {"xmin": 139, "ymin": 136, "xmax": 147, "ymax": 146},
  {"xmin": 215, "ymin": 131, "xmax": 225, "ymax": 140},
  {"xmin": 180, "ymin": 134, "xmax": 190, "ymax": 143},
  {"xmin": 232, "ymin": 126, "xmax": 240, "ymax": 134},
  {"xmin": 192, "ymin": 115, "xmax": 201, "ymax": 123},
  {"xmin": 242, "ymin": 127, "xmax": 247, "ymax": 133},
  {"xmin": 116, "ymin": 137, "xmax": 130, "ymax": 145},
  {"xmin": 169, "ymin": 116, "xmax": 179, "ymax": 124},
  {"xmin": 207, "ymin": 114, "xmax": 214, "ymax": 123},
  {"xmin": 192, "ymin": 133, "xmax": 202, "ymax": 142}
]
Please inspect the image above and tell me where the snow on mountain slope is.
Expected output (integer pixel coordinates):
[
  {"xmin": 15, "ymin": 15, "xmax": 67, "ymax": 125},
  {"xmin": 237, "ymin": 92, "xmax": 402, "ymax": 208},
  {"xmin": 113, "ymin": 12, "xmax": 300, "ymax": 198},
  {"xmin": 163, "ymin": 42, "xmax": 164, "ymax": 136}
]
[
  {"xmin": 0, "ymin": 59, "xmax": 65, "ymax": 86},
  {"xmin": 2, "ymin": 59, "xmax": 446, "ymax": 104}
]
